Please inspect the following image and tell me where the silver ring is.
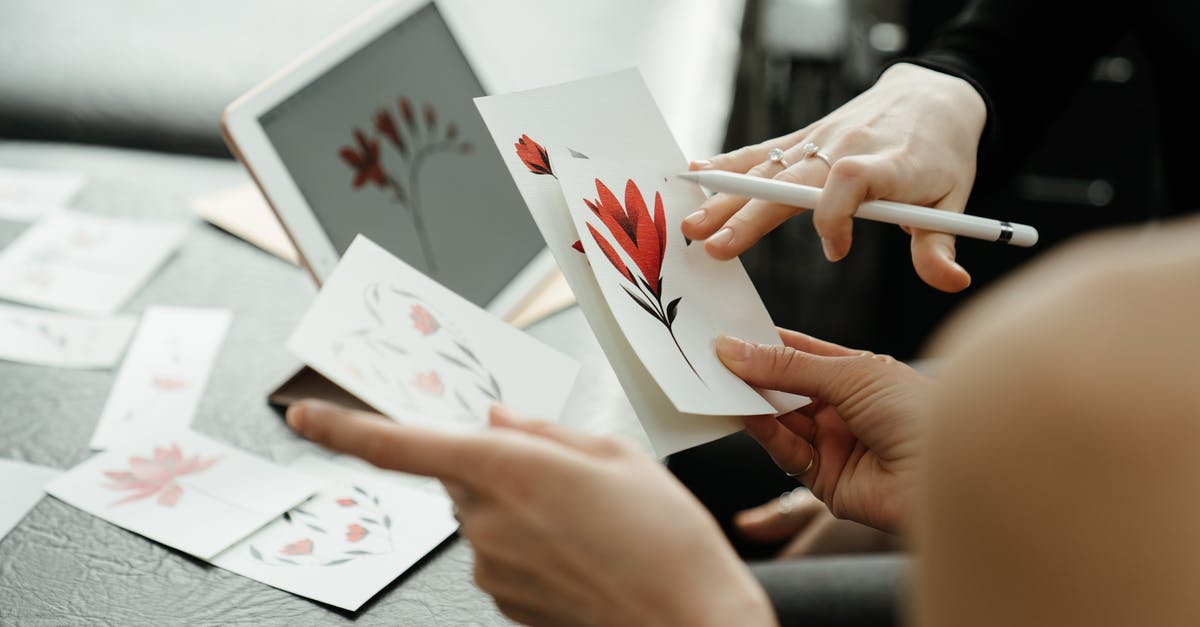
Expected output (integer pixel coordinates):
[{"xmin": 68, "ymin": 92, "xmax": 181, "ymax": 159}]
[
  {"xmin": 784, "ymin": 441, "xmax": 818, "ymax": 480},
  {"xmin": 799, "ymin": 142, "xmax": 833, "ymax": 168},
  {"xmin": 776, "ymin": 488, "xmax": 808, "ymax": 516},
  {"xmin": 767, "ymin": 147, "xmax": 790, "ymax": 170}
]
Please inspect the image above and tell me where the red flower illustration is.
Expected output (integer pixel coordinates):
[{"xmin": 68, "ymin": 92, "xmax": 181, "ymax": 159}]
[
  {"xmin": 102, "ymin": 443, "xmax": 221, "ymax": 507},
  {"xmin": 410, "ymin": 304, "xmax": 439, "ymax": 335},
  {"xmin": 413, "ymin": 371, "xmax": 444, "ymax": 396},
  {"xmin": 515, "ymin": 134, "xmax": 553, "ymax": 177},
  {"xmin": 373, "ymin": 108, "xmax": 407, "ymax": 155},
  {"xmin": 281, "ymin": 538, "xmax": 314, "ymax": 556},
  {"xmin": 571, "ymin": 239, "xmax": 584, "ymax": 254},
  {"xmin": 584, "ymin": 178, "xmax": 699, "ymax": 379},
  {"xmin": 336, "ymin": 498, "xmax": 356, "ymax": 507},
  {"xmin": 340, "ymin": 97, "xmax": 473, "ymax": 275},
  {"xmin": 338, "ymin": 129, "xmax": 386, "ymax": 189},
  {"xmin": 346, "ymin": 523, "xmax": 369, "ymax": 543}
]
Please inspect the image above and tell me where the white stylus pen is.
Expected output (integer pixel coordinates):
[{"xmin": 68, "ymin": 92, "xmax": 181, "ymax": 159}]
[{"xmin": 676, "ymin": 170, "xmax": 1039, "ymax": 247}]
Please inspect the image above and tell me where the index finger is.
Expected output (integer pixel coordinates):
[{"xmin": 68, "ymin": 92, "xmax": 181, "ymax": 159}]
[{"xmin": 287, "ymin": 399, "xmax": 485, "ymax": 484}]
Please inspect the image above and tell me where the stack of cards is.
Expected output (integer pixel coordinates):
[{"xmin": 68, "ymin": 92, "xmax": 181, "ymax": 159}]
[{"xmin": 475, "ymin": 69, "xmax": 809, "ymax": 455}]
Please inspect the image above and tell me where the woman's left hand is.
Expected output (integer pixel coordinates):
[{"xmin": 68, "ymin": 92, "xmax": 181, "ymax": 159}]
[{"xmin": 286, "ymin": 399, "xmax": 776, "ymax": 627}]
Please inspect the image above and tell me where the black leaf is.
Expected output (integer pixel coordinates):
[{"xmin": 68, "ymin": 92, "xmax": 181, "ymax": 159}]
[
  {"xmin": 282, "ymin": 511, "xmax": 292, "ymax": 523},
  {"xmin": 455, "ymin": 341, "xmax": 480, "ymax": 364},
  {"xmin": 567, "ymin": 147, "xmax": 589, "ymax": 159},
  {"xmin": 487, "ymin": 373, "xmax": 502, "ymax": 400},
  {"xmin": 249, "ymin": 546, "xmax": 263, "ymax": 561},
  {"xmin": 323, "ymin": 558, "xmax": 352, "ymax": 566},
  {"xmin": 361, "ymin": 516, "xmax": 380, "ymax": 525},
  {"xmin": 436, "ymin": 351, "xmax": 470, "ymax": 370},
  {"xmin": 620, "ymin": 285, "xmax": 664, "ymax": 323},
  {"xmin": 306, "ymin": 524, "xmax": 327, "ymax": 533},
  {"xmin": 384, "ymin": 515, "xmax": 392, "ymax": 529},
  {"xmin": 475, "ymin": 383, "xmax": 498, "ymax": 401},
  {"xmin": 345, "ymin": 550, "xmax": 372, "ymax": 555},
  {"xmin": 353, "ymin": 486, "xmax": 368, "ymax": 497},
  {"xmin": 277, "ymin": 558, "xmax": 298, "ymax": 565},
  {"xmin": 667, "ymin": 297, "xmax": 682, "ymax": 324}
]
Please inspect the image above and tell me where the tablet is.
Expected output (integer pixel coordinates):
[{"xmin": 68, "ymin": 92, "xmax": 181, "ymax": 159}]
[{"xmin": 221, "ymin": 0, "xmax": 554, "ymax": 317}]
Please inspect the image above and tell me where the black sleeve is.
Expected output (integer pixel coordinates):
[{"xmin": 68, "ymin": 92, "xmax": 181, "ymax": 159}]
[{"xmin": 892, "ymin": 0, "xmax": 1129, "ymax": 178}]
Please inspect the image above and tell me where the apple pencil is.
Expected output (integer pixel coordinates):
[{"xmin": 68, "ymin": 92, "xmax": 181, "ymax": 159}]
[{"xmin": 676, "ymin": 170, "xmax": 1038, "ymax": 247}]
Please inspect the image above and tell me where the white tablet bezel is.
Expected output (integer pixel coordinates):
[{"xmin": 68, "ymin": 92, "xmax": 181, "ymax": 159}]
[{"xmin": 221, "ymin": 0, "xmax": 556, "ymax": 321}]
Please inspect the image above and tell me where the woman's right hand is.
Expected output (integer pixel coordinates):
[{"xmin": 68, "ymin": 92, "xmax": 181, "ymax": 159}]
[
  {"xmin": 717, "ymin": 329, "xmax": 932, "ymax": 533},
  {"xmin": 683, "ymin": 62, "xmax": 987, "ymax": 293}
]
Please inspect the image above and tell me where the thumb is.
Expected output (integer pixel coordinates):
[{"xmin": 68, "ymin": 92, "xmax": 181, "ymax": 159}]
[{"xmin": 716, "ymin": 335, "xmax": 885, "ymax": 405}]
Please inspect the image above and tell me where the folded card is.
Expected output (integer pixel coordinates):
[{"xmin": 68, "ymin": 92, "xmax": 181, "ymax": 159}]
[
  {"xmin": 288, "ymin": 235, "xmax": 579, "ymax": 431},
  {"xmin": 0, "ymin": 209, "xmax": 189, "ymax": 314},
  {"xmin": 0, "ymin": 303, "xmax": 136, "ymax": 369},
  {"xmin": 211, "ymin": 455, "xmax": 456, "ymax": 611},
  {"xmin": 476, "ymin": 69, "xmax": 808, "ymax": 455},
  {"xmin": 46, "ymin": 429, "xmax": 320, "ymax": 559}
]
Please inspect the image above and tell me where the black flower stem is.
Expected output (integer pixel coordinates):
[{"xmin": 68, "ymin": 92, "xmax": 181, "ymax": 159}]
[{"xmin": 632, "ymin": 277, "xmax": 702, "ymax": 380}]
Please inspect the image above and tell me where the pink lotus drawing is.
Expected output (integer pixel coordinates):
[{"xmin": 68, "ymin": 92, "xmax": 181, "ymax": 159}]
[
  {"xmin": 413, "ymin": 371, "xmax": 444, "ymax": 397},
  {"xmin": 336, "ymin": 498, "xmax": 357, "ymax": 507},
  {"xmin": 410, "ymin": 304, "xmax": 439, "ymax": 336},
  {"xmin": 102, "ymin": 443, "xmax": 221, "ymax": 507}
]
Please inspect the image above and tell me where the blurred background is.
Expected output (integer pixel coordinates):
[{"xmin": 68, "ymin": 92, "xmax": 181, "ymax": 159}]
[{"xmin": 0, "ymin": 0, "xmax": 1165, "ymax": 360}]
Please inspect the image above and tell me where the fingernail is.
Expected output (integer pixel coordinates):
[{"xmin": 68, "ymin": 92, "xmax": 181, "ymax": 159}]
[
  {"xmin": 683, "ymin": 209, "xmax": 707, "ymax": 227},
  {"xmin": 708, "ymin": 227, "xmax": 734, "ymax": 248},
  {"xmin": 489, "ymin": 403, "xmax": 515, "ymax": 426},
  {"xmin": 820, "ymin": 237, "xmax": 837, "ymax": 262},
  {"xmin": 286, "ymin": 402, "xmax": 307, "ymax": 431},
  {"xmin": 716, "ymin": 335, "xmax": 753, "ymax": 361},
  {"xmin": 689, "ymin": 159, "xmax": 713, "ymax": 170}
]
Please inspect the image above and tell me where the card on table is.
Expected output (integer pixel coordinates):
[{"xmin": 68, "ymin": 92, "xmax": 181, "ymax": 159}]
[
  {"xmin": 0, "ymin": 459, "xmax": 61, "ymax": 541},
  {"xmin": 0, "ymin": 303, "xmax": 137, "ymax": 369},
  {"xmin": 45, "ymin": 428, "xmax": 321, "ymax": 559},
  {"xmin": 0, "ymin": 209, "xmax": 189, "ymax": 315},
  {"xmin": 475, "ymin": 69, "xmax": 807, "ymax": 455},
  {"xmin": 212, "ymin": 455, "xmax": 456, "ymax": 611},
  {"xmin": 90, "ymin": 307, "xmax": 232, "ymax": 450},
  {"xmin": 0, "ymin": 166, "xmax": 85, "ymax": 221},
  {"xmin": 288, "ymin": 235, "xmax": 579, "ymax": 431}
]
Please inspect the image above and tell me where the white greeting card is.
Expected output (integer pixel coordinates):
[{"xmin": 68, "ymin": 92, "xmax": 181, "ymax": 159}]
[
  {"xmin": 0, "ymin": 303, "xmax": 137, "ymax": 369},
  {"xmin": 555, "ymin": 155, "xmax": 803, "ymax": 416},
  {"xmin": 90, "ymin": 307, "xmax": 232, "ymax": 450},
  {"xmin": 45, "ymin": 429, "xmax": 320, "ymax": 559},
  {"xmin": 0, "ymin": 459, "xmax": 61, "ymax": 541},
  {"xmin": 475, "ymin": 69, "xmax": 808, "ymax": 455},
  {"xmin": 288, "ymin": 236, "xmax": 579, "ymax": 431},
  {"xmin": 212, "ymin": 455, "xmax": 456, "ymax": 611},
  {"xmin": 0, "ymin": 209, "xmax": 189, "ymax": 315},
  {"xmin": 0, "ymin": 167, "xmax": 85, "ymax": 221}
]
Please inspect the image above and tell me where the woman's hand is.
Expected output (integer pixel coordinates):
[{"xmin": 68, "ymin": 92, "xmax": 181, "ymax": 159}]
[
  {"xmin": 736, "ymin": 489, "xmax": 900, "ymax": 558},
  {"xmin": 717, "ymin": 329, "xmax": 931, "ymax": 533},
  {"xmin": 683, "ymin": 63, "xmax": 986, "ymax": 293},
  {"xmin": 286, "ymin": 400, "xmax": 776, "ymax": 627}
]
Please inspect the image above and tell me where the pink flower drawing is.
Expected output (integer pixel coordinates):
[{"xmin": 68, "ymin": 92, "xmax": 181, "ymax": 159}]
[
  {"xmin": 336, "ymin": 498, "xmax": 356, "ymax": 507},
  {"xmin": 102, "ymin": 443, "xmax": 221, "ymax": 507},
  {"xmin": 413, "ymin": 371, "xmax": 444, "ymax": 396},
  {"xmin": 346, "ymin": 524, "xmax": 369, "ymax": 543},
  {"xmin": 410, "ymin": 304, "xmax": 439, "ymax": 335},
  {"xmin": 281, "ymin": 539, "xmax": 314, "ymax": 556}
]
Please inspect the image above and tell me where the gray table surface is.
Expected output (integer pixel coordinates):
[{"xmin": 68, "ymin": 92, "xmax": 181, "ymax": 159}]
[{"xmin": 0, "ymin": 140, "xmax": 650, "ymax": 626}]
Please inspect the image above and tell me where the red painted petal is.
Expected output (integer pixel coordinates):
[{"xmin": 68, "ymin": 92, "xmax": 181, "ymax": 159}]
[
  {"xmin": 157, "ymin": 483, "xmax": 182, "ymax": 507},
  {"xmin": 628, "ymin": 180, "xmax": 662, "ymax": 285},
  {"xmin": 339, "ymin": 147, "xmax": 363, "ymax": 168},
  {"xmin": 587, "ymin": 223, "xmax": 634, "ymax": 285},
  {"xmin": 594, "ymin": 179, "xmax": 634, "ymax": 242},
  {"xmin": 590, "ymin": 181, "xmax": 639, "ymax": 262},
  {"xmin": 654, "ymin": 191, "xmax": 667, "ymax": 264},
  {"xmin": 571, "ymin": 239, "xmax": 584, "ymax": 253}
]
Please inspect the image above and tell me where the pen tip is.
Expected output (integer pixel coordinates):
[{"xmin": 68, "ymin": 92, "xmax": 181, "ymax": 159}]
[{"xmin": 674, "ymin": 172, "xmax": 700, "ymax": 182}]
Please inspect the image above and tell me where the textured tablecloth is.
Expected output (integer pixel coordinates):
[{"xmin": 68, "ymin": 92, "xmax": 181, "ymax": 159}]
[{"xmin": 0, "ymin": 140, "xmax": 650, "ymax": 626}]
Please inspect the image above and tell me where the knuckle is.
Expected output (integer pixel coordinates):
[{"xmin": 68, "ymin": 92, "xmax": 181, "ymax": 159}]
[
  {"xmin": 837, "ymin": 125, "xmax": 873, "ymax": 148},
  {"xmin": 828, "ymin": 157, "xmax": 870, "ymax": 183},
  {"xmin": 764, "ymin": 344, "xmax": 801, "ymax": 374}
]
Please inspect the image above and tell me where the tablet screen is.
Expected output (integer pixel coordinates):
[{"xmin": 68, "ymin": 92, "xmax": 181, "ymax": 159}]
[{"xmin": 257, "ymin": 3, "xmax": 541, "ymax": 307}]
